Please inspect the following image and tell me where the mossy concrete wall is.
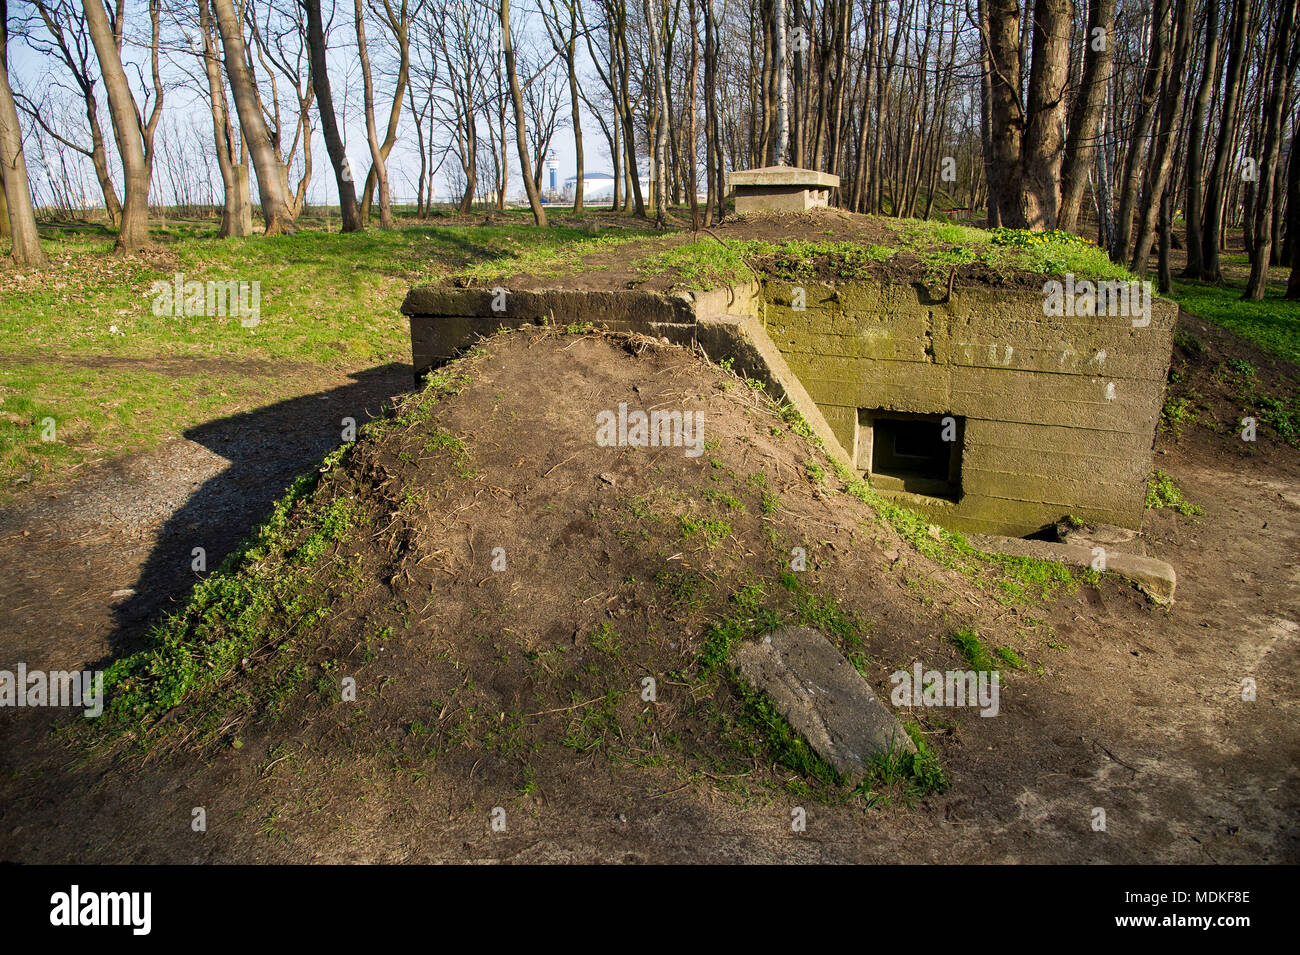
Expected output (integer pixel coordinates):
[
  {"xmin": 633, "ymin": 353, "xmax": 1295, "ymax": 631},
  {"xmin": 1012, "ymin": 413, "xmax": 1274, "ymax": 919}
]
[{"xmin": 762, "ymin": 282, "xmax": 1177, "ymax": 535}]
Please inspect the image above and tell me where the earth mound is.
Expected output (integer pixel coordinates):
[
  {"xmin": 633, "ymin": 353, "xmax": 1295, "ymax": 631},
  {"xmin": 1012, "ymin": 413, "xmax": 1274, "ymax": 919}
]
[{"xmin": 86, "ymin": 327, "xmax": 1072, "ymax": 857}]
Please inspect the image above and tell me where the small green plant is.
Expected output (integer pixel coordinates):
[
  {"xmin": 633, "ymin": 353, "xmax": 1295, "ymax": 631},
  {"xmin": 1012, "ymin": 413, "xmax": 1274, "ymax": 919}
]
[
  {"xmin": 1254, "ymin": 393, "xmax": 1300, "ymax": 446},
  {"xmin": 589, "ymin": 622, "xmax": 620, "ymax": 656},
  {"xmin": 679, "ymin": 514, "xmax": 732, "ymax": 548},
  {"xmin": 1145, "ymin": 469, "xmax": 1203, "ymax": 516},
  {"xmin": 1160, "ymin": 396, "xmax": 1199, "ymax": 433},
  {"xmin": 951, "ymin": 629, "xmax": 997, "ymax": 672},
  {"xmin": 995, "ymin": 646, "xmax": 1027, "ymax": 670}
]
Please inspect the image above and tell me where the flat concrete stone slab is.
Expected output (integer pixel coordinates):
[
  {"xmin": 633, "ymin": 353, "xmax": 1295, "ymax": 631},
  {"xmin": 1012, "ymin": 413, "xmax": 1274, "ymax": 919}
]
[
  {"xmin": 967, "ymin": 533, "xmax": 1176, "ymax": 606},
  {"xmin": 732, "ymin": 625, "xmax": 914, "ymax": 781},
  {"xmin": 1054, "ymin": 519, "xmax": 1146, "ymax": 556},
  {"xmin": 729, "ymin": 166, "xmax": 841, "ymax": 189}
]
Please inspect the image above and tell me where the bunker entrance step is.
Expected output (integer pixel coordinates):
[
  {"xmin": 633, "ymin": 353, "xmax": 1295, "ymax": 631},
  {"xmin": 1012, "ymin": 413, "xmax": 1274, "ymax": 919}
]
[{"xmin": 859, "ymin": 410, "xmax": 963, "ymax": 501}]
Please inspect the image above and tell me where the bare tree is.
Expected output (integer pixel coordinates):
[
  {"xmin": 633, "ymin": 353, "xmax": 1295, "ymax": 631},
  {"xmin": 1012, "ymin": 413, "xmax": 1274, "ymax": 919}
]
[
  {"xmin": 1197, "ymin": 0, "xmax": 1252, "ymax": 281},
  {"xmin": 1130, "ymin": 0, "xmax": 1193, "ymax": 277},
  {"xmin": 1244, "ymin": 0, "xmax": 1300, "ymax": 299},
  {"xmin": 355, "ymin": 0, "xmax": 393, "ymax": 227},
  {"xmin": 196, "ymin": 0, "xmax": 252, "ymax": 236},
  {"xmin": 305, "ymin": 0, "xmax": 362, "ymax": 231},
  {"xmin": 1180, "ymin": 0, "xmax": 1221, "ymax": 277},
  {"xmin": 357, "ymin": 0, "xmax": 415, "ymax": 223},
  {"xmin": 21, "ymin": 0, "xmax": 122, "ymax": 226},
  {"xmin": 211, "ymin": 0, "xmax": 296, "ymax": 233},
  {"xmin": 644, "ymin": 0, "xmax": 668, "ymax": 223},
  {"xmin": 0, "ymin": 1, "xmax": 46, "ymax": 266},
  {"xmin": 80, "ymin": 0, "xmax": 163, "ymax": 252},
  {"xmin": 540, "ymin": 0, "xmax": 584, "ymax": 211},
  {"xmin": 501, "ymin": 0, "xmax": 546, "ymax": 224},
  {"xmin": 1058, "ymin": 0, "xmax": 1116, "ymax": 232}
]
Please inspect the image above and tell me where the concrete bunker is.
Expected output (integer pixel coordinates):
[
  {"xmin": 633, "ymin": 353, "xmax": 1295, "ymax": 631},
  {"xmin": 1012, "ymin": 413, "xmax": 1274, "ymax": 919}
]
[
  {"xmin": 762, "ymin": 281, "xmax": 1177, "ymax": 536},
  {"xmin": 403, "ymin": 270, "xmax": 1176, "ymax": 540}
]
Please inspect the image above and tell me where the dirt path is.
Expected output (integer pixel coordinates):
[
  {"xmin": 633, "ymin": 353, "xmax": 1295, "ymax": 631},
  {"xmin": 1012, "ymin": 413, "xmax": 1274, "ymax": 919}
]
[
  {"xmin": 0, "ymin": 362, "xmax": 409, "ymax": 673},
  {"xmin": 0, "ymin": 318, "xmax": 1295, "ymax": 864}
]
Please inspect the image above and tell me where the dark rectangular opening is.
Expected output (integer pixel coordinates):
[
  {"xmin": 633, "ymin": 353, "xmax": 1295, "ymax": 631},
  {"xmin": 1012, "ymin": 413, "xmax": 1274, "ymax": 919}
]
[{"xmin": 861, "ymin": 411, "xmax": 963, "ymax": 500}]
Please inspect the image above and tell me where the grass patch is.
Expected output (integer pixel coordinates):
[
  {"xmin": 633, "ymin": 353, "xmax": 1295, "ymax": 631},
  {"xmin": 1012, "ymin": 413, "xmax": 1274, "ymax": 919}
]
[
  {"xmin": 0, "ymin": 218, "xmax": 617, "ymax": 488},
  {"xmin": 1145, "ymin": 469, "xmax": 1203, "ymax": 516},
  {"xmin": 1169, "ymin": 278, "xmax": 1300, "ymax": 365},
  {"xmin": 950, "ymin": 629, "xmax": 998, "ymax": 672},
  {"xmin": 452, "ymin": 228, "xmax": 653, "ymax": 283},
  {"xmin": 679, "ymin": 514, "xmax": 733, "ymax": 548}
]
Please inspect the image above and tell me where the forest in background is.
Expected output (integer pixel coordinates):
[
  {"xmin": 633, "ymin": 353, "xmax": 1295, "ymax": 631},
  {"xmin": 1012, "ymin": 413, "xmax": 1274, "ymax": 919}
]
[{"xmin": 0, "ymin": 0, "xmax": 1298, "ymax": 301}]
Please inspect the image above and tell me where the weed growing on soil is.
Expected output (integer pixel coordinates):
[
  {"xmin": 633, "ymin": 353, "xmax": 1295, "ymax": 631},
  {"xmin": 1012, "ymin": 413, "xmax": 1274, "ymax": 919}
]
[
  {"xmin": 1146, "ymin": 469, "xmax": 1203, "ymax": 516},
  {"xmin": 951, "ymin": 629, "xmax": 997, "ymax": 672},
  {"xmin": 855, "ymin": 723, "xmax": 949, "ymax": 804},
  {"xmin": 1161, "ymin": 396, "xmax": 1200, "ymax": 434}
]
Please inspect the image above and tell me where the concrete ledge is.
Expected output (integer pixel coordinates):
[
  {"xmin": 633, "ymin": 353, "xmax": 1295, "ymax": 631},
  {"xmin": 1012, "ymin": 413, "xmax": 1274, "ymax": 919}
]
[
  {"xmin": 733, "ymin": 626, "xmax": 914, "ymax": 781},
  {"xmin": 687, "ymin": 285, "xmax": 853, "ymax": 468},
  {"xmin": 401, "ymin": 287, "xmax": 697, "ymax": 325},
  {"xmin": 729, "ymin": 166, "xmax": 841, "ymax": 189},
  {"xmin": 966, "ymin": 533, "xmax": 1177, "ymax": 606}
]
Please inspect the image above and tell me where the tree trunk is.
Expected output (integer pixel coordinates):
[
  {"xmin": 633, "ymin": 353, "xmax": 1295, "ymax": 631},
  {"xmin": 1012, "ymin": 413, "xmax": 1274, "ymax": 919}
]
[
  {"xmin": 686, "ymin": 0, "xmax": 701, "ymax": 229},
  {"xmin": 1017, "ymin": 0, "xmax": 1073, "ymax": 229},
  {"xmin": 981, "ymin": 0, "xmax": 1026, "ymax": 228},
  {"xmin": 1284, "ymin": 115, "xmax": 1300, "ymax": 297},
  {"xmin": 80, "ymin": 0, "xmax": 153, "ymax": 251},
  {"xmin": 614, "ymin": 3, "xmax": 645, "ymax": 218},
  {"xmin": 645, "ymin": 0, "xmax": 669, "ymax": 226},
  {"xmin": 306, "ymin": 0, "xmax": 362, "ymax": 232},
  {"xmin": 1200, "ymin": 0, "xmax": 1252, "ymax": 281},
  {"xmin": 199, "ymin": 0, "xmax": 252, "ymax": 237},
  {"xmin": 1059, "ymin": 0, "xmax": 1116, "ymax": 232},
  {"xmin": 1181, "ymin": 0, "xmax": 1221, "ymax": 276},
  {"xmin": 0, "ymin": 165, "xmax": 9, "ymax": 241},
  {"xmin": 501, "ymin": 0, "xmax": 547, "ymax": 226},
  {"xmin": 1113, "ymin": 0, "xmax": 1171, "ymax": 264},
  {"xmin": 1131, "ymin": 0, "xmax": 1193, "ymax": 277},
  {"xmin": 1244, "ymin": 0, "xmax": 1299, "ymax": 299},
  {"xmin": 703, "ymin": 0, "xmax": 720, "ymax": 224},
  {"xmin": 358, "ymin": 0, "xmax": 410, "ymax": 223},
  {"xmin": 355, "ymin": 0, "xmax": 393, "ymax": 229},
  {"xmin": 211, "ymin": 0, "xmax": 296, "ymax": 234},
  {"xmin": 0, "ymin": 43, "xmax": 45, "ymax": 265},
  {"xmin": 562, "ymin": 6, "xmax": 584, "ymax": 213},
  {"xmin": 773, "ymin": 0, "xmax": 788, "ymax": 165}
]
